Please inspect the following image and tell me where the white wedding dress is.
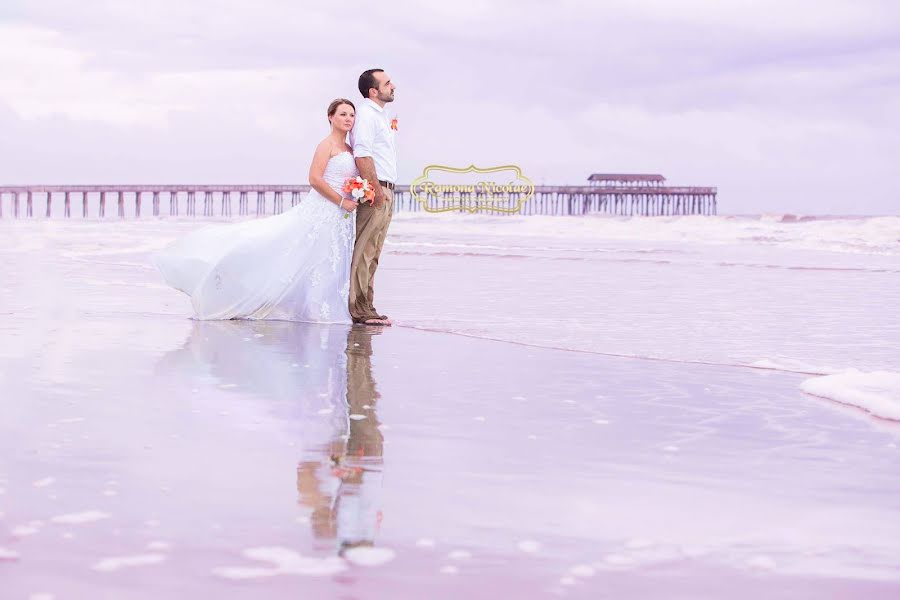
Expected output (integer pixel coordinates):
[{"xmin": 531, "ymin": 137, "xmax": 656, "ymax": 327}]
[{"xmin": 152, "ymin": 151, "xmax": 358, "ymax": 323}]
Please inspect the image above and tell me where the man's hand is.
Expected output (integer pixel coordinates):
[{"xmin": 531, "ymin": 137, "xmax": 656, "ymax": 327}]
[{"xmin": 371, "ymin": 185, "xmax": 387, "ymax": 208}]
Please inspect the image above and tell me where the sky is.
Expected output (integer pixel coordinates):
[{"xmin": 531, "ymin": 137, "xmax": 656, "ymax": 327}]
[{"xmin": 1, "ymin": 0, "xmax": 898, "ymax": 215}]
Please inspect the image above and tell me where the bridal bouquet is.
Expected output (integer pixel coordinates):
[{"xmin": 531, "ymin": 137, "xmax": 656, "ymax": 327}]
[{"xmin": 342, "ymin": 176, "xmax": 375, "ymax": 218}]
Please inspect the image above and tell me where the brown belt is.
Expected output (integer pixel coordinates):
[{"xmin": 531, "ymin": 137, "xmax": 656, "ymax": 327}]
[{"xmin": 378, "ymin": 180, "xmax": 395, "ymax": 190}]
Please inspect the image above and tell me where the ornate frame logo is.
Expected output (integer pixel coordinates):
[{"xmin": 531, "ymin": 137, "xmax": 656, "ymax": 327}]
[{"xmin": 409, "ymin": 164, "xmax": 534, "ymax": 214}]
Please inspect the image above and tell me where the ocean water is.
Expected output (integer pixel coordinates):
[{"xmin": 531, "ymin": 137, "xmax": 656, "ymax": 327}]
[
  {"xmin": 379, "ymin": 213, "xmax": 900, "ymax": 415},
  {"xmin": 2, "ymin": 212, "xmax": 897, "ymax": 417},
  {"xmin": 1, "ymin": 211, "xmax": 899, "ymax": 597}
]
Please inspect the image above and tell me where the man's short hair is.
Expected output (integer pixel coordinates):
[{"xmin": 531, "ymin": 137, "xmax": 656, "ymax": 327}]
[{"xmin": 358, "ymin": 69, "xmax": 384, "ymax": 99}]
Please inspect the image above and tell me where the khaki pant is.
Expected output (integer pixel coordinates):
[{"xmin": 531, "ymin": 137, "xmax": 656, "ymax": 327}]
[{"xmin": 349, "ymin": 186, "xmax": 394, "ymax": 321}]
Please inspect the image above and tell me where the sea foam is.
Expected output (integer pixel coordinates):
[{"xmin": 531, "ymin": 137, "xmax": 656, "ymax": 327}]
[{"xmin": 801, "ymin": 370, "xmax": 900, "ymax": 420}]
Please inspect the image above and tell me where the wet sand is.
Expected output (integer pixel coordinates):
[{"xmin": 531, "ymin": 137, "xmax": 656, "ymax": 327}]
[{"xmin": 2, "ymin": 219, "xmax": 900, "ymax": 598}]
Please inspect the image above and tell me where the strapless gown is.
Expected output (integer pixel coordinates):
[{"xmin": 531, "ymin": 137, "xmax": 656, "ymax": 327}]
[{"xmin": 152, "ymin": 151, "xmax": 358, "ymax": 323}]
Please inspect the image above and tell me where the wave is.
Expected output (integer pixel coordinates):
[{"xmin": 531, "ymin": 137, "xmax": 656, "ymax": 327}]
[
  {"xmin": 801, "ymin": 370, "xmax": 900, "ymax": 421},
  {"xmin": 748, "ymin": 358, "xmax": 844, "ymax": 376},
  {"xmin": 390, "ymin": 213, "xmax": 900, "ymax": 256}
]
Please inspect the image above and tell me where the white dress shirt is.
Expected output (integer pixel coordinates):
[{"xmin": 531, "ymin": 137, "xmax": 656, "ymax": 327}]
[{"xmin": 350, "ymin": 98, "xmax": 398, "ymax": 184}]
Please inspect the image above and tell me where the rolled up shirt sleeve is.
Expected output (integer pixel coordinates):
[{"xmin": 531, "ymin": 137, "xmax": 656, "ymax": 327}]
[{"xmin": 351, "ymin": 114, "xmax": 377, "ymax": 159}]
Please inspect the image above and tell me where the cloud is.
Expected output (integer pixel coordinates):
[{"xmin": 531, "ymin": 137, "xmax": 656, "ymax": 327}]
[{"xmin": 1, "ymin": 1, "xmax": 898, "ymax": 214}]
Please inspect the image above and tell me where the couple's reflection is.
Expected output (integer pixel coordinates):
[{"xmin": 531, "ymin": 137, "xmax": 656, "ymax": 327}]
[
  {"xmin": 297, "ymin": 324, "xmax": 385, "ymax": 555},
  {"xmin": 158, "ymin": 319, "xmax": 385, "ymax": 555}
]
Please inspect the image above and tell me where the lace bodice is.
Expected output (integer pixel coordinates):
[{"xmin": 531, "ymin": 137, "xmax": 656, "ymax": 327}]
[{"xmin": 322, "ymin": 151, "xmax": 359, "ymax": 192}]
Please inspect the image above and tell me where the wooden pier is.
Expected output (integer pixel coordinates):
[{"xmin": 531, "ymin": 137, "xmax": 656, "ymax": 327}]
[{"xmin": 0, "ymin": 174, "xmax": 717, "ymax": 218}]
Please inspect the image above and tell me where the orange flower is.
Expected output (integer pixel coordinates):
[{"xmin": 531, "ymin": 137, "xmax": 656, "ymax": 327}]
[
  {"xmin": 390, "ymin": 118, "xmax": 398, "ymax": 131},
  {"xmin": 364, "ymin": 188, "xmax": 375, "ymax": 201}
]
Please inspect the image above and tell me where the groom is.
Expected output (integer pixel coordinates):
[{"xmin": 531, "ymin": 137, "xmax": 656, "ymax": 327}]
[{"xmin": 349, "ymin": 69, "xmax": 397, "ymax": 326}]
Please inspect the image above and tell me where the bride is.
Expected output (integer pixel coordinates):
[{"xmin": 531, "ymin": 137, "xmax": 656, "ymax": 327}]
[{"xmin": 152, "ymin": 98, "xmax": 364, "ymax": 324}]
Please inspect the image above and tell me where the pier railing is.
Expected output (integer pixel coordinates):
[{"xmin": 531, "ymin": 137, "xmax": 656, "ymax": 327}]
[{"xmin": 0, "ymin": 184, "xmax": 717, "ymax": 218}]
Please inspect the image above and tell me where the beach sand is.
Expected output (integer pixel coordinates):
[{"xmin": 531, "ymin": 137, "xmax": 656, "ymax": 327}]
[{"xmin": 1, "ymin": 215, "xmax": 899, "ymax": 598}]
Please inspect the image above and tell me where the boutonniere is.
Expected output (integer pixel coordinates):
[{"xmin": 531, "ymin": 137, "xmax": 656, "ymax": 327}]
[{"xmin": 390, "ymin": 118, "xmax": 398, "ymax": 131}]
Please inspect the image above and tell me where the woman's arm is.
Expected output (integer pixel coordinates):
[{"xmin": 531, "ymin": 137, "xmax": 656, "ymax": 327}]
[{"xmin": 309, "ymin": 143, "xmax": 357, "ymax": 211}]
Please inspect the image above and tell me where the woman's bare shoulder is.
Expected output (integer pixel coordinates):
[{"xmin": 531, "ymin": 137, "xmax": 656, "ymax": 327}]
[{"xmin": 313, "ymin": 138, "xmax": 335, "ymax": 158}]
